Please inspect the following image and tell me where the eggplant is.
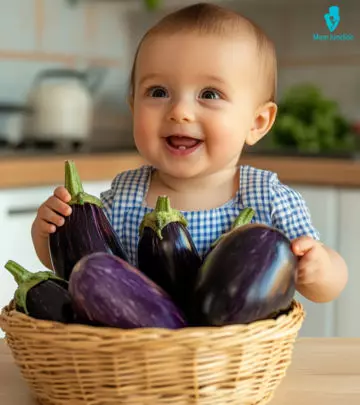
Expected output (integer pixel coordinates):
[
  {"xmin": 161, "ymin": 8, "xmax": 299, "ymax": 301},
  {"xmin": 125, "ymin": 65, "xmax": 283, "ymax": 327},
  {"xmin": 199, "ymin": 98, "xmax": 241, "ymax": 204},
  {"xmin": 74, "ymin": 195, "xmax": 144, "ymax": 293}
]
[
  {"xmin": 5, "ymin": 260, "xmax": 73, "ymax": 323},
  {"xmin": 137, "ymin": 195, "xmax": 202, "ymax": 317},
  {"xmin": 49, "ymin": 160, "xmax": 129, "ymax": 281},
  {"xmin": 192, "ymin": 218, "xmax": 298, "ymax": 326},
  {"xmin": 69, "ymin": 252, "xmax": 186, "ymax": 329}
]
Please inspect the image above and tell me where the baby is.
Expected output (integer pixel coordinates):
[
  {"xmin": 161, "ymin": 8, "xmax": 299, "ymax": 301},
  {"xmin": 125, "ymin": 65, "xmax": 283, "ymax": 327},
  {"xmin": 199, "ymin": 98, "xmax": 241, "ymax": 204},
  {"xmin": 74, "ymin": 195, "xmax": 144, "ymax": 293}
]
[{"xmin": 31, "ymin": 3, "xmax": 347, "ymax": 304}]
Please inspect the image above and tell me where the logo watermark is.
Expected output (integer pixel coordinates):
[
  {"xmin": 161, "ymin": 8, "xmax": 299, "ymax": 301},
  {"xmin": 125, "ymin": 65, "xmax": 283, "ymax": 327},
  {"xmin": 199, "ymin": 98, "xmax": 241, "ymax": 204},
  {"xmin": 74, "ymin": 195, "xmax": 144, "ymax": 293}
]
[{"xmin": 313, "ymin": 5, "xmax": 354, "ymax": 41}]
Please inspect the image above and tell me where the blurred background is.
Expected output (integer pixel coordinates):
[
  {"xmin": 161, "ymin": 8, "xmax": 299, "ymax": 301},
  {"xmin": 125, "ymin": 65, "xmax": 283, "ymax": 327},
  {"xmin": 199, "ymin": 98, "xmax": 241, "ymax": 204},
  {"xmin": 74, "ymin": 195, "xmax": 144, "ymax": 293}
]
[{"xmin": 1, "ymin": 0, "xmax": 360, "ymax": 338}]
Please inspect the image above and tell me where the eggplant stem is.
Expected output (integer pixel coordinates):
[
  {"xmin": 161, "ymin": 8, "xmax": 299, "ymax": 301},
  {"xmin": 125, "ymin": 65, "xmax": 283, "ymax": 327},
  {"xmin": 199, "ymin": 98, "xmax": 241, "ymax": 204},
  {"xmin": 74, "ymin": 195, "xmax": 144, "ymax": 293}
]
[
  {"xmin": 139, "ymin": 195, "xmax": 188, "ymax": 239},
  {"xmin": 65, "ymin": 160, "xmax": 84, "ymax": 197},
  {"xmin": 64, "ymin": 160, "xmax": 104, "ymax": 208},
  {"xmin": 210, "ymin": 207, "xmax": 256, "ymax": 248},
  {"xmin": 5, "ymin": 260, "xmax": 31, "ymax": 285},
  {"xmin": 231, "ymin": 207, "xmax": 255, "ymax": 229},
  {"xmin": 155, "ymin": 196, "xmax": 171, "ymax": 212}
]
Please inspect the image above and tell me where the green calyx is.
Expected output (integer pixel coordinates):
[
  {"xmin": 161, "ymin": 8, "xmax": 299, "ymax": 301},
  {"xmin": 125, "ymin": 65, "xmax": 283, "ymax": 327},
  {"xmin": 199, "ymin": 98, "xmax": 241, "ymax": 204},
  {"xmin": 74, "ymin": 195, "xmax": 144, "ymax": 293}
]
[
  {"xmin": 65, "ymin": 160, "xmax": 103, "ymax": 208},
  {"xmin": 211, "ymin": 207, "xmax": 256, "ymax": 248},
  {"xmin": 139, "ymin": 195, "xmax": 187, "ymax": 240},
  {"xmin": 5, "ymin": 260, "xmax": 67, "ymax": 315}
]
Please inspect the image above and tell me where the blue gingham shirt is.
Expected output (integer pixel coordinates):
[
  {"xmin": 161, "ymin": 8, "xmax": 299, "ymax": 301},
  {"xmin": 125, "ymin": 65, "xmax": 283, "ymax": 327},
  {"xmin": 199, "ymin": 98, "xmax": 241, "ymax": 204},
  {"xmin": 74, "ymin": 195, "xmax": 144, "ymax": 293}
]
[{"xmin": 101, "ymin": 165, "xmax": 320, "ymax": 267}]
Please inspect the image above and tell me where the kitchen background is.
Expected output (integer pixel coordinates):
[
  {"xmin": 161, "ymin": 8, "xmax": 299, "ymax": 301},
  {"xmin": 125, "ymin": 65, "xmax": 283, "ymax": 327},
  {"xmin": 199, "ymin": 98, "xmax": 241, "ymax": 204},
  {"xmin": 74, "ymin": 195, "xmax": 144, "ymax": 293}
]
[{"xmin": 1, "ymin": 0, "xmax": 360, "ymax": 337}]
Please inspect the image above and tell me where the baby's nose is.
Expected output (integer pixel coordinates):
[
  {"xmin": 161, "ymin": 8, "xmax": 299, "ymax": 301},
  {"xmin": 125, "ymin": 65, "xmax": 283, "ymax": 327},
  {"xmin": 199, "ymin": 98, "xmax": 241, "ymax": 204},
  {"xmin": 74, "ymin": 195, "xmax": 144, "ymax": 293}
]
[{"xmin": 166, "ymin": 99, "xmax": 195, "ymax": 123}]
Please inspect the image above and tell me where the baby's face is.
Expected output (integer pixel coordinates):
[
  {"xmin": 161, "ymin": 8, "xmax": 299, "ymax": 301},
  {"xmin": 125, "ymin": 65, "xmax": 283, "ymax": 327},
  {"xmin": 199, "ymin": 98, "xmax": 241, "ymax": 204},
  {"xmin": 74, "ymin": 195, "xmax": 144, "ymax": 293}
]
[{"xmin": 131, "ymin": 32, "xmax": 262, "ymax": 179}]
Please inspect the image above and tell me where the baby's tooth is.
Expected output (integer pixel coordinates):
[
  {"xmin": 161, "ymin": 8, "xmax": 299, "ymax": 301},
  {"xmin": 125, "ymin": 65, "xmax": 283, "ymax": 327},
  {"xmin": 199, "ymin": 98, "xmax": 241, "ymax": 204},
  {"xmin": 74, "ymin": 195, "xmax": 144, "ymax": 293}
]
[{"xmin": 178, "ymin": 146, "xmax": 186, "ymax": 150}]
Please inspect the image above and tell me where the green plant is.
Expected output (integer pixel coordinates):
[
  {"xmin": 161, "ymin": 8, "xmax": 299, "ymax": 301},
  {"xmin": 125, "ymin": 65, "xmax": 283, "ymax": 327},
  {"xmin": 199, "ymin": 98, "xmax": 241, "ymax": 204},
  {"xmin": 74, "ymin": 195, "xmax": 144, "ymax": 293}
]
[
  {"xmin": 144, "ymin": 0, "xmax": 162, "ymax": 10},
  {"xmin": 269, "ymin": 83, "xmax": 354, "ymax": 153}
]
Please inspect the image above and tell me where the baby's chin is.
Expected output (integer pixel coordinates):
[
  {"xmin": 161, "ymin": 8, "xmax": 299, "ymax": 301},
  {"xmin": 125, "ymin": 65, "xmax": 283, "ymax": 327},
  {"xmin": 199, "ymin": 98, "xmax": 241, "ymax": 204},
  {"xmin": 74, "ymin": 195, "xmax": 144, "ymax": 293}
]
[
  {"xmin": 157, "ymin": 160, "xmax": 232, "ymax": 181},
  {"xmin": 158, "ymin": 163, "xmax": 205, "ymax": 179}
]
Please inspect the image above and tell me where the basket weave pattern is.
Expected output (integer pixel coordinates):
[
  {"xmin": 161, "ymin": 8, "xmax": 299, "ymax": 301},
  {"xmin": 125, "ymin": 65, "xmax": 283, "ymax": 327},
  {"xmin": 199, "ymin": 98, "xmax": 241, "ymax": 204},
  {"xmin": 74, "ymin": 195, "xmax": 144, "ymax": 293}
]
[{"xmin": 0, "ymin": 300, "xmax": 304, "ymax": 405}]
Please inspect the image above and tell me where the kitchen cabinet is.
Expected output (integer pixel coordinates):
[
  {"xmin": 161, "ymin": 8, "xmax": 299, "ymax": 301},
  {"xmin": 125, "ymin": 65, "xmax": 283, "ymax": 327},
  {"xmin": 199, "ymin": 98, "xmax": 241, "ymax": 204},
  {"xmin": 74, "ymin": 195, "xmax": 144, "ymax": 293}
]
[
  {"xmin": 0, "ymin": 0, "xmax": 36, "ymax": 51},
  {"xmin": 82, "ymin": 2, "xmax": 127, "ymax": 60},
  {"xmin": 0, "ymin": 186, "xmax": 52, "ymax": 338},
  {"xmin": 0, "ymin": 180, "xmax": 111, "ymax": 337},
  {"xmin": 42, "ymin": 0, "xmax": 84, "ymax": 55},
  {"xmin": 336, "ymin": 190, "xmax": 360, "ymax": 337},
  {"xmin": 289, "ymin": 185, "xmax": 339, "ymax": 338}
]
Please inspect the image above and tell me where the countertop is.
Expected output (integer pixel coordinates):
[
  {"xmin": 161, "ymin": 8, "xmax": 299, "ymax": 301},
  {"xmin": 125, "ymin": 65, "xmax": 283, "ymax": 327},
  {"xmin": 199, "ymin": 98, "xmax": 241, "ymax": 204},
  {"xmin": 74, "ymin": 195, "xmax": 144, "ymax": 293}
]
[
  {"xmin": 1, "ymin": 338, "xmax": 359, "ymax": 405},
  {"xmin": 3, "ymin": 150, "xmax": 360, "ymax": 189}
]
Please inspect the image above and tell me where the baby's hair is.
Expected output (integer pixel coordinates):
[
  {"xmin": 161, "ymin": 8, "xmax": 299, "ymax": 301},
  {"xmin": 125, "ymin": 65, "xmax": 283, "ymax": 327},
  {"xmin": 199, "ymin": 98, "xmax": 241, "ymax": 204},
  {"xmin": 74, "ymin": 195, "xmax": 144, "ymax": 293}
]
[{"xmin": 128, "ymin": 2, "xmax": 277, "ymax": 104}]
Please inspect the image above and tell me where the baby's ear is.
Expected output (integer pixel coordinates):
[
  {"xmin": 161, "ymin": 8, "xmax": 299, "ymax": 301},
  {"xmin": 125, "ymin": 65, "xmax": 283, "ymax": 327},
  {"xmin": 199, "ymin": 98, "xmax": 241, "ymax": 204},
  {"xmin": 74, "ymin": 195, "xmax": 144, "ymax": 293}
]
[{"xmin": 246, "ymin": 102, "xmax": 278, "ymax": 146}]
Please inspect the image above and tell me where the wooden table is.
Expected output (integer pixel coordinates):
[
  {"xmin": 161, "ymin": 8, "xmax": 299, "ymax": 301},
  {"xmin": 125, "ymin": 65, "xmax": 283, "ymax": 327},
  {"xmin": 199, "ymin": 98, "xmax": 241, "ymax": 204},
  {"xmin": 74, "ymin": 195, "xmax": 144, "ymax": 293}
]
[{"xmin": 1, "ymin": 338, "xmax": 360, "ymax": 404}]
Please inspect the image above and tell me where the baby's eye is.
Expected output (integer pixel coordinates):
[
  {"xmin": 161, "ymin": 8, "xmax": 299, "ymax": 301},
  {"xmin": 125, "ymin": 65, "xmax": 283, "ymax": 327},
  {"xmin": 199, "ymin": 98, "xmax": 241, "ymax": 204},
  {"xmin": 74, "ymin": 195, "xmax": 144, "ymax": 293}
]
[
  {"xmin": 199, "ymin": 89, "xmax": 221, "ymax": 100},
  {"xmin": 147, "ymin": 86, "xmax": 168, "ymax": 98}
]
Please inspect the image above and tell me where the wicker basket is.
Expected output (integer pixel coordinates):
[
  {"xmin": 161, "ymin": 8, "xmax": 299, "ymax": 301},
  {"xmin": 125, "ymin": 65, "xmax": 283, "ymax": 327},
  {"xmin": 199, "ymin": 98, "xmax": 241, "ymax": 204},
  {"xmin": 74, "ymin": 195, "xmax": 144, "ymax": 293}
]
[{"xmin": 0, "ymin": 300, "xmax": 304, "ymax": 405}]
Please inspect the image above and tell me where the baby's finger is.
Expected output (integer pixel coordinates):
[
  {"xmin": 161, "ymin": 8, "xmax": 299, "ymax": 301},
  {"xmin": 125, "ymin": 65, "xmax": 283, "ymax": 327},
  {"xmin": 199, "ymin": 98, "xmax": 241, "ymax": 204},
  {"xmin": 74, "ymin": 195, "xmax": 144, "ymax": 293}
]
[
  {"xmin": 297, "ymin": 248, "xmax": 316, "ymax": 269},
  {"xmin": 54, "ymin": 186, "xmax": 71, "ymax": 203},
  {"xmin": 38, "ymin": 205, "xmax": 65, "ymax": 227},
  {"xmin": 38, "ymin": 220, "xmax": 57, "ymax": 236},
  {"xmin": 46, "ymin": 196, "xmax": 72, "ymax": 216},
  {"xmin": 291, "ymin": 236, "xmax": 316, "ymax": 256}
]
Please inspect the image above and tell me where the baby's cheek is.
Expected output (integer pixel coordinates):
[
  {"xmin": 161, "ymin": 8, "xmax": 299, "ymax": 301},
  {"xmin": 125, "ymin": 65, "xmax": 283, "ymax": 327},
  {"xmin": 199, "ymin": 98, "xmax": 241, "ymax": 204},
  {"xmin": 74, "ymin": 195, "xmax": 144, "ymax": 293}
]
[
  {"xmin": 208, "ymin": 130, "xmax": 245, "ymax": 155},
  {"xmin": 133, "ymin": 115, "xmax": 154, "ymax": 144}
]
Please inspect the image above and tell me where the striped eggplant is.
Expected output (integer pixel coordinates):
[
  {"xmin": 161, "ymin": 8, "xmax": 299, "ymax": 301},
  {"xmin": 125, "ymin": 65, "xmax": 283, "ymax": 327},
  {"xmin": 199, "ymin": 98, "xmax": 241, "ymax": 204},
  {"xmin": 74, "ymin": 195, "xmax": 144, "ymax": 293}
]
[
  {"xmin": 137, "ymin": 196, "xmax": 202, "ymax": 318},
  {"xmin": 69, "ymin": 252, "xmax": 186, "ymax": 329},
  {"xmin": 5, "ymin": 260, "xmax": 74, "ymax": 323},
  {"xmin": 49, "ymin": 160, "xmax": 129, "ymax": 281},
  {"xmin": 192, "ymin": 217, "xmax": 298, "ymax": 326}
]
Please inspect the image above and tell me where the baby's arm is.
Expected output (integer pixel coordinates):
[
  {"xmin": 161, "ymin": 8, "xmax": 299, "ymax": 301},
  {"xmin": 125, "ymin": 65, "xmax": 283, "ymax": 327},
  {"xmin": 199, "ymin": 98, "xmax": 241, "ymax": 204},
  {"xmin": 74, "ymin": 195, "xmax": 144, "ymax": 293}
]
[{"xmin": 271, "ymin": 181, "xmax": 348, "ymax": 303}]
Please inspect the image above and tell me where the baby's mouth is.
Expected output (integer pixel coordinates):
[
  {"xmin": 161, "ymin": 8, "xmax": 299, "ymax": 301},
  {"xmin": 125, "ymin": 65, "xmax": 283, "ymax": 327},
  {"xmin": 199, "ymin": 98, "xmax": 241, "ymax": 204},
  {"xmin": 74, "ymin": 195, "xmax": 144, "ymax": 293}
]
[{"xmin": 165, "ymin": 135, "xmax": 202, "ymax": 150}]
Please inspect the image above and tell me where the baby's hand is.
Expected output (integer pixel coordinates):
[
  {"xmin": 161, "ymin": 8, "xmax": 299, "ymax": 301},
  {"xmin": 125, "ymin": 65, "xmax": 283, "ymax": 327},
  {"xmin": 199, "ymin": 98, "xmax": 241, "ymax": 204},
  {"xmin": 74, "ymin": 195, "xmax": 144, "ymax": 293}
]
[
  {"xmin": 33, "ymin": 186, "xmax": 72, "ymax": 238},
  {"xmin": 291, "ymin": 236, "xmax": 331, "ymax": 286}
]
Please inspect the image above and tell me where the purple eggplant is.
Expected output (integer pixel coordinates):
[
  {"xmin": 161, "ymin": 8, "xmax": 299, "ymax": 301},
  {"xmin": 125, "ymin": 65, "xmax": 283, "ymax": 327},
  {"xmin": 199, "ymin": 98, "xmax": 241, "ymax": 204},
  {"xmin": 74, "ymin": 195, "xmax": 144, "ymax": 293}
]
[
  {"xmin": 69, "ymin": 252, "xmax": 186, "ymax": 329},
  {"xmin": 49, "ymin": 160, "xmax": 129, "ymax": 281},
  {"xmin": 137, "ymin": 196, "xmax": 202, "ymax": 317},
  {"xmin": 192, "ymin": 217, "xmax": 298, "ymax": 326},
  {"xmin": 5, "ymin": 260, "xmax": 74, "ymax": 323}
]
